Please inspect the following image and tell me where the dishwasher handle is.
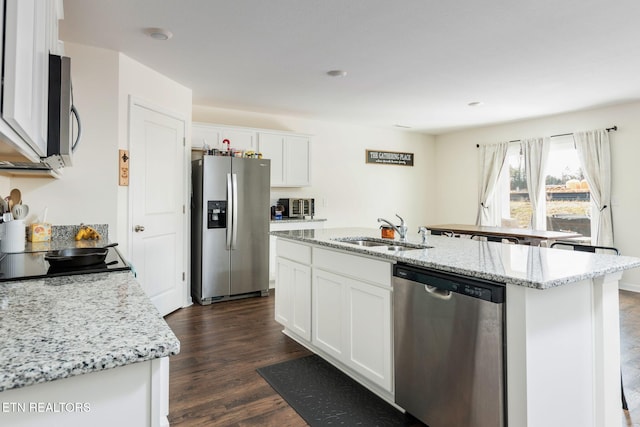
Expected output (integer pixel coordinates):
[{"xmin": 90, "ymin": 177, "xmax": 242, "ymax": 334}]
[{"xmin": 424, "ymin": 285, "xmax": 452, "ymax": 300}]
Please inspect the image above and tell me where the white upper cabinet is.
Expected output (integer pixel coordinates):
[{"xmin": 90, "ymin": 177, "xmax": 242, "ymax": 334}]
[
  {"xmin": 285, "ymin": 135, "xmax": 311, "ymax": 186},
  {"xmin": 3, "ymin": 0, "xmax": 49, "ymax": 157},
  {"xmin": 258, "ymin": 133, "xmax": 285, "ymax": 186},
  {"xmin": 258, "ymin": 132, "xmax": 311, "ymax": 187},
  {"xmin": 192, "ymin": 123, "xmax": 312, "ymax": 187},
  {"xmin": 0, "ymin": 0, "xmax": 62, "ymax": 161},
  {"xmin": 191, "ymin": 123, "xmax": 255, "ymax": 152}
]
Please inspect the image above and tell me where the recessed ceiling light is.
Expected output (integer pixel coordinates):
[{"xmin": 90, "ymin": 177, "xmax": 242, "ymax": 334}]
[
  {"xmin": 326, "ymin": 70, "xmax": 347, "ymax": 77},
  {"xmin": 145, "ymin": 28, "xmax": 173, "ymax": 41},
  {"xmin": 468, "ymin": 101, "xmax": 484, "ymax": 107},
  {"xmin": 394, "ymin": 124, "xmax": 412, "ymax": 129}
]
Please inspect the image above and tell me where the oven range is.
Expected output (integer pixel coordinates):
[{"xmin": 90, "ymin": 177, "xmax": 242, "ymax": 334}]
[{"xmin": 0, "ymin": 246, "xmax": 131, "ymax": 282}]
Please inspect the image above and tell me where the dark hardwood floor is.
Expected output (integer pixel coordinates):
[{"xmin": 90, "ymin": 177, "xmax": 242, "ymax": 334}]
[{"xmin": 165, "ymin": 290, "xmax": 640, "ymax": 426}]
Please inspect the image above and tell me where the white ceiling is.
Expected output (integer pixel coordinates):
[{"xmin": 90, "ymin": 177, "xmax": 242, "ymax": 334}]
[{"xmin": 59, "ymin": 0, "xmax": 640, "ymax": 134}]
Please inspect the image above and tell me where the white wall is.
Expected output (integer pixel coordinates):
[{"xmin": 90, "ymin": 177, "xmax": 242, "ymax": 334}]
[
  {"xmin": 8, "ymin": 43, "xmax": 192, "ymax": 252},
  {"xmin": 434, "ymin": 101, "xmax": 640, "ymax": 288},
  {"xmin": 10, "ymin": 43, "xmax": 120, "ymax": 232},
  {"xmin": 193, "ymin": 105, "xmax": 437, "ymax": 232},
  {"xmin": 116, "ymin": 54, "xmax": 192, "ymax": 250}
]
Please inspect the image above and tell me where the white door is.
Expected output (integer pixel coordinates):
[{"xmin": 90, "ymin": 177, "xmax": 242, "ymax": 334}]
[{"xmin": 130, "ymin": 102, "xmax": 186, "ymax": 316}]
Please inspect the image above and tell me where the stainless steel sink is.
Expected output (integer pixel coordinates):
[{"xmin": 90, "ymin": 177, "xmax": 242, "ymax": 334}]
[
  {"xmin": 342, "ymin": 239, "xmax": 389, "ymax": 247},
  {"xmin": 333, "ymin": 237, "xmax": 431, "ymax": 251},
  {"xmin": 387, "ymin": 245, "xmax": 416, "ymax": 251}
]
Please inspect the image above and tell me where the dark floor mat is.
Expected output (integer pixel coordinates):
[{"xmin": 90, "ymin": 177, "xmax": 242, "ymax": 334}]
[{"xmin": 257, "ymin": 354, "xmax": 422, "ymax": 426}]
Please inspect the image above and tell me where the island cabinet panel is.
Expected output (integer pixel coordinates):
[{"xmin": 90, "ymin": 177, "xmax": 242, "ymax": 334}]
[
  {"xmin": 346, "ymin": 279, "xmax": 392, "ymax": 391},
  {"xmin": 312, "ymin": 269, "xmax": 347, "ymax": 359},
  {"xmin": 312, "ymin": 248, "xmax": 393, "ymax": 393},
  {"xmin": 313, "ymin": 247, "xmax": 391, "ymax": 288},
  {"xmin": 274, "ymin": 256, "xmax": 311, "ymax": 341},
  {"xmin": 0, "ymin": 357, "xmax": 169, "ymax": 427},
  {"xmin": 274, "ymin": 239, "xmax": 312, "ymax": 341},
  {"xmin": 506, "ymin": 273, "xmax": 623, "ymax": 427}
]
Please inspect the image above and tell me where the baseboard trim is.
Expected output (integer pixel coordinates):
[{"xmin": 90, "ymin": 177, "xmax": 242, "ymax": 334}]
[{"xmin": 619, "ymin": 281, "xmax": 640, "ymax": 293}]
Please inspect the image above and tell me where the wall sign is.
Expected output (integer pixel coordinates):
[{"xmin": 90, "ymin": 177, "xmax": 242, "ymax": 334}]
[
  {"xmin": 119, "ymin": 149, "xmax": 129, "ymax": 186},
  {"xmin": 366, "ymin": 149, "xmax": 414, "ymax": 166}
]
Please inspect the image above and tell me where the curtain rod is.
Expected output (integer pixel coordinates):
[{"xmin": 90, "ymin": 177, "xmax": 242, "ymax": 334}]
[{"xmin": 475, "ymin": 126, "xmax": 617, "ymax": 148}]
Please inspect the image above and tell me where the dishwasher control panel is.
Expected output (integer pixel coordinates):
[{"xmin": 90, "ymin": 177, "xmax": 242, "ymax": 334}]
[{"xmin": 393, "ymin": 263, "xmax": 505, "ymax": 303}]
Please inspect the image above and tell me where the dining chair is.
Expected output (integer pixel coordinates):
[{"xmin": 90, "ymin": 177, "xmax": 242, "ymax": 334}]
[
  {"xmin": 471, "ymin": 234, "xmax": 520, "ymax": 244},
  {"xmin": 550, "ymin": 241, "xmax": 619, "ymax": 255},
  {"xmin": 549, "ymin": 241, "xmax": 627, "ymax": 410},
  {"xmin": 429, "ymin": 229, "xmax": 458, "ymax": 237}
]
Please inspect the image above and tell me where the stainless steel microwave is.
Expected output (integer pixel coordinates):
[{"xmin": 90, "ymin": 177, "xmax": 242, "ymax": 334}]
[{"xmin": 278, "ymin": 198, "xmax": 315, "ymax": 218}]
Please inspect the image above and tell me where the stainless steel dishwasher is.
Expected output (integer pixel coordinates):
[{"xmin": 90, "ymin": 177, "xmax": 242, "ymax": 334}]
[{"xmin": 393, "ymin": 263, "xmax": 506, "ymax": 427}]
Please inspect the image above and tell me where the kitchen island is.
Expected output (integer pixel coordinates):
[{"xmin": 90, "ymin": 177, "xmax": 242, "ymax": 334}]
[
  {"xmin": 272, "ymin": 227, "xmax": 640, "ymax": 427},
  {"xmin": 0, "ymin": 270, "xmax": 180, "ymax": 426}
]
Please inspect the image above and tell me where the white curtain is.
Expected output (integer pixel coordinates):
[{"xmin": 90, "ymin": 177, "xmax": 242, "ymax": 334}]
[
  {"xmin": 574, "ymin": 129, "xmax": 613, "ymax": 246},
  {"xmin": 476, "ymin": 142, "xmax": 509, "ymax": 226},
  {"xmin": 522, "ymin": 137, "xmax": 550, "ymax": 230}
]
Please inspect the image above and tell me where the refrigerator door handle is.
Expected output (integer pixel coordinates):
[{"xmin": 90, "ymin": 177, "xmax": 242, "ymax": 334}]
[
  {"xmin": 226, "ymin": 173, "xmax": 233, "ymax": 250},
  {"xmin": 231, "ymin": 173, "xmax": 239, "ymax": 249}
]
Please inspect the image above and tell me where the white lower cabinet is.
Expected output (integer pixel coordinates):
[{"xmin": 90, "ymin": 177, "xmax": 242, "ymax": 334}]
[
  {"xmin": 274, "ymin": 239, "xmax": 394, "ymax": 396},
  {"xmin": 345, "ymin": 278, "xmax": 392, "ymax": 391},
  {"xmin": 274, "ymin": 239, "xmax": 312, "ymax": 342},
  {"xmin": 275, "ymin": 256, "xmax": 311, "ymax": 341},
  {"xmin": 312, "ymin": 269, "xmax": 346, "ymax": 359},
  {"xmin": 312, "ymin": 266, "xmax": 392, "ymax": 392}
]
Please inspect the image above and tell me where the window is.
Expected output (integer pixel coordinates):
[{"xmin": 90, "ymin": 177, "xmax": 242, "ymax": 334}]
[{"xmin": 500, "ymin": 136, "xmax": 591, "ymax": 237}]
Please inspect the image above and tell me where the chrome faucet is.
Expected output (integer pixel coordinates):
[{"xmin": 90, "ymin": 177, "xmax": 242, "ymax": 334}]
[
  {"xmin": 418, "ymin": 226, "xmax": 428, "ymax": 245},
  {"xmin": 377, "ymin": 214, "xmax": 408, "ymax": 241}
]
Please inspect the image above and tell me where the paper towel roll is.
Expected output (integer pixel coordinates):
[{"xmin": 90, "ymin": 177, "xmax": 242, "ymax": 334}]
[{"xmin": 1, "ymin": 220, "xmax": 26, "ymax": 253}]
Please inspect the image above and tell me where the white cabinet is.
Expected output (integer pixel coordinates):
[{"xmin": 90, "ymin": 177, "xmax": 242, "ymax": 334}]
[
  {"xmin": 191, "ymin": 124, "xmax": 312, "ymax": 187},
  {"xmin": 345, "ymin": 278, "xmax": 392, "ymax": 391},
  {"xmin": 285, "ymin": 135, "xmax": 311, "ymax": 186},
  {"xmin": 1, "ymin": 0, "xmax": 61, "ymax": 159},
  {"xmin": 269, "ymin": 220, "xmax": 325, "ymax": 283},
  {"xmin": 274, "ymin": 239, "xmax": 394, "ymax": 394},
  {"xmin": 312, "ymin": 248, "xmax": 393, "ymax": 392},
  {"xmin": 191, "ymin": 123, "xmax": 256, "ymax": 151},
  {"xmin": 258, "ymin": 133, "xmax": 285, "ymax": 185},
  {"xmin": 275, "ymin": 257, "xmax": 312, "ymax": 341},
  {"xmin": 274, "ymin": 239, "xmax": 312, "ymax": 342},
  {"xmin": 312, "ymin": 269, "xmax": 347, "ymax": 360},
  {"xmin": 258, "ymin": 132, "xmax": 311, "ymax": 187}
]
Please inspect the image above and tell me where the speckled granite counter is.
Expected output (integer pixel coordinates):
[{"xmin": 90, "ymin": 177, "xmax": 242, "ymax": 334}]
[
  {"xmin": 270, "ymin": 218, "xmax": 326, "ymax": 224},
  {"xmin": 0, "ymin": 271, "xmax": 180, "ymax": 392},
  {"xmin": 271, "ymin": 227, "xmax": 640, "ymax": 289}
]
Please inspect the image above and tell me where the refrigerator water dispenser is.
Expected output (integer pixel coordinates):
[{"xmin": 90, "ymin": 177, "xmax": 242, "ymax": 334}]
[{"xmin": 207, "ymin": 200, "xmax": 227, "ymax": 228}]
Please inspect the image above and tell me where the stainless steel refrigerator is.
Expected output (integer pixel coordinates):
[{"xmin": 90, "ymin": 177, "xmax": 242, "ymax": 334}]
[{"xmin": 191, "ymin": 156, "xmax": 271, "ymax": 304}]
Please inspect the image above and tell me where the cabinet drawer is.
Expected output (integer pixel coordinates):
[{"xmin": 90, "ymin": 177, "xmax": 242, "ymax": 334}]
[
  {"xmin": 313, "ymin": 248, "xmax": 391, "ymax": 287},
  {"xmin": 276, "ymin": 239, "xmax": 311, "ymax": 265}
]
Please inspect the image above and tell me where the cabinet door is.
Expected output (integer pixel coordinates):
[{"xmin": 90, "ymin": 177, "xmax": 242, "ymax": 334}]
[
  {"xmin": 286, "ymin": 135, "xmax": 311, "ymax": 186},
  {"xmin": 3, "ymin": 0, "xmax": 49, "ymax": 156},
  {"xmin": 258, "ymin": 133, "xmax": 285, "ymax": 186},
  {"xmin": 275, "ymin": 257, "xmax": 311, "ymax": 341},
  {"xmin": 346, "ymin": 280, "xmax": 392, "ymax": 391},
  {"xmin": 191, "ymin": 124, "xmax": 221, "ymax": 149},
  {"xmin": 221, "ymin": 128, "xmax": 255, "ymax": 151},
  {"xmin": 274, "ymin": 257, "xmax": 293, "ymax": 327},
  {"xmin": 290, "ymin": 263, "xmax": 311, "ymax": 340},
  {"xmin": 312, "ymin": 269, "xmax": 346, "ymax": 360}
]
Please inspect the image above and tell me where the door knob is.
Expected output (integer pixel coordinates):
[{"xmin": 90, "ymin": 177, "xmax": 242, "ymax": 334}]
[{"xmin": 134, "ymin": 225, "xmax": 145, "ymax": 232}]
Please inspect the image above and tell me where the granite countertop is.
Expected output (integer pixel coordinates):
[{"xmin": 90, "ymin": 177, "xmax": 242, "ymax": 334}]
[
  {"xmin": 0, "ymin": 271, "xmax": 180, "ymax": 392},
  {"xmin": 270, "ymin": 218, "xmax": 327, "ymax": 224},
  {"xmin": 271, "ymin": 227, "xmax": 640, "ymax": 290}
]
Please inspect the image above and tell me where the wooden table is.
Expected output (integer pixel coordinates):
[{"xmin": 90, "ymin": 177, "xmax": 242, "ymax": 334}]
[{"xmin": 424, "ymin": 223, "xmax": 584, "ymax": 245}]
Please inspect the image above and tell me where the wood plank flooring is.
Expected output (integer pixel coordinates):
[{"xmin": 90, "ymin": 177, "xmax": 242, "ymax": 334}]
[{"xmin": 165, "ymin": 290, "xmax": 640, "ymax": 426}]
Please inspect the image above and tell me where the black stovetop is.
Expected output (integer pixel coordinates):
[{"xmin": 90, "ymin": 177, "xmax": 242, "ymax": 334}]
[{"xmin": 0, "ymin": 246, "xmax": 131, "ymax": 282}]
